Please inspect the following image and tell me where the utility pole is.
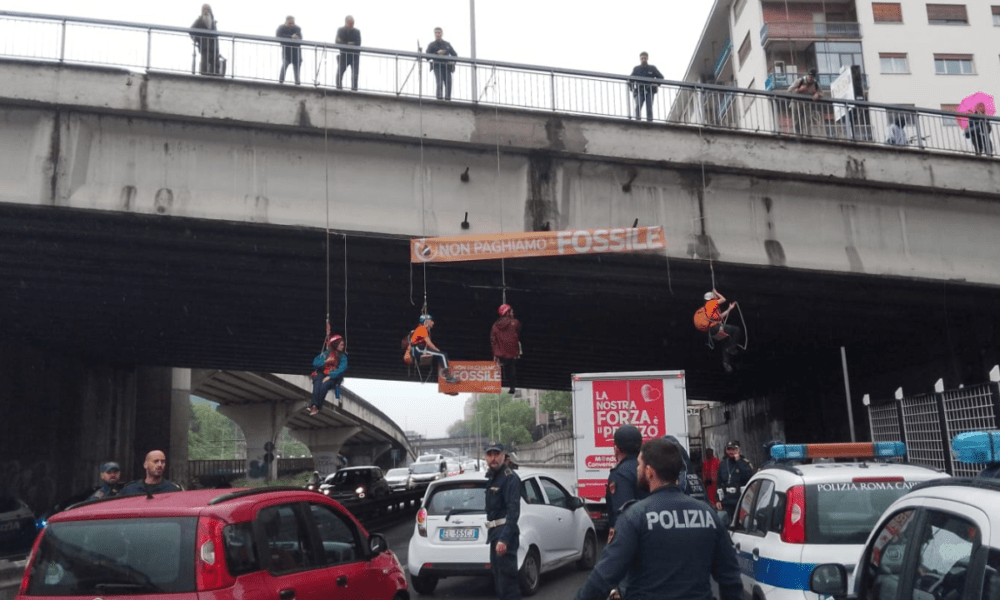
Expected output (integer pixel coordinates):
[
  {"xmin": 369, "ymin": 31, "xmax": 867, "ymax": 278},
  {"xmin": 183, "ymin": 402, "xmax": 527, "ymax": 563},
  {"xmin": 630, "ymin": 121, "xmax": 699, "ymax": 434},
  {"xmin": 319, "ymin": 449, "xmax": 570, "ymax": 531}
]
[{"xmin": 469, "ymin": 0, "xmax": 477, "ymax": 103}]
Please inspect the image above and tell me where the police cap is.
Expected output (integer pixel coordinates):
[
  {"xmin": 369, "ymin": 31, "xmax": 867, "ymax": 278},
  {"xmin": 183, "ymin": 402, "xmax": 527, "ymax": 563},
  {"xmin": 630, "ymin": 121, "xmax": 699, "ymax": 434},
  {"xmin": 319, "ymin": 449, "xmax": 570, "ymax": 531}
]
[
  {"xmin": 726, "ymin": 439, "xmax": 740, "ymax": 449},
  {"xmin": 101, "ymin": 461, "xmax": 121, "ymax": 473},
  {"xmin": 614, "ymin": 425, "xmax": 643, "ymax": 453},
  {"xmin": 485, "ymin": 441, "xmax": 506, "ymax": 454}
]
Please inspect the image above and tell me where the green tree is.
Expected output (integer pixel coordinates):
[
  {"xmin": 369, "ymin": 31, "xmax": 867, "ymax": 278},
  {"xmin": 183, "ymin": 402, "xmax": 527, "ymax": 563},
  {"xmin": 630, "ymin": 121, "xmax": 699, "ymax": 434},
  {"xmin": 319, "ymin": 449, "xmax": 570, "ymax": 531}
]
[
  {"xmin": 189, "ymin": 402, "xmax": 244, "ymax": 460},
  {"xmin": 446, "ymin": 419, "xmax": 473, "ymax": 437},
  {"xmin": 539, "ymin": 390, "xmax": 573, "ymax": 426},
  {"xmin": 473, "ymin": 394, "xmax": 535, "ymax": 447}
]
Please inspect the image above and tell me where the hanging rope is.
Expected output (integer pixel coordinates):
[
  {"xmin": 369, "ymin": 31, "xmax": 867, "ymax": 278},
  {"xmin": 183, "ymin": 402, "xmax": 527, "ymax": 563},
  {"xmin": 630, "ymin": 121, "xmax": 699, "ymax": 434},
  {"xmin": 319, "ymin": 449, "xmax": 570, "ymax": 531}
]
[
  {"xmin": 342, "ymin": 233, "xmax": 348, "ymax": 346},
  {"xmin": 418, "ymin": 56, "xmax": 429, "ymax": 317},
  {"xmin": 494, "ymin": 97, "xmax": 507, "ymax": 305},
  {"xmin": 322, "ymin": 74, "xmax": 332, "ymax": 349}
]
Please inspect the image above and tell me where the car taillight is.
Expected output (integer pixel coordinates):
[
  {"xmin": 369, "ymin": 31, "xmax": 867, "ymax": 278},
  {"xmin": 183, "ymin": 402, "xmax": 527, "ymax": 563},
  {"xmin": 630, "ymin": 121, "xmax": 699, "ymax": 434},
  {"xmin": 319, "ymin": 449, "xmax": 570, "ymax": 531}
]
[
  {"xmin": 781, "ymin": 485, "xmax": 806, "ymax": 544},
  {"xmin": 417, "ymin": 508, "xmax": 427, "ymax": 537},
  {"xmin": 196, "ymin": 517, "xmax": 236, "ymax": 591}
]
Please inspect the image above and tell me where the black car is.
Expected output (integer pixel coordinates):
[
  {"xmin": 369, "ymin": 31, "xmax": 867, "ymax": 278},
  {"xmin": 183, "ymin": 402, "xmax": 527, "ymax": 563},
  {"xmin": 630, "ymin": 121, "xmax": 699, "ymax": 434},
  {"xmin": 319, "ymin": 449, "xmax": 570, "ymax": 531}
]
[
  {"xmin": 319, "ymin": 466, "xmax": 391, "ymax": 501},
  {"xmin": 0, "ymin": 493, "xmax": 39, "ymax": 561}
]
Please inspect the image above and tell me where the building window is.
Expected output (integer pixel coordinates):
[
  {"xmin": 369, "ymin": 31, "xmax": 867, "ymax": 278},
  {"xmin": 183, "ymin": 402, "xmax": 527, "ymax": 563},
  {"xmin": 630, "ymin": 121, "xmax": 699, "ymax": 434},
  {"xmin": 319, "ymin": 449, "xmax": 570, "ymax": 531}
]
[
  {"xmin": 738, "ymin": 32, "xmax": 752, "ymax": 68},
  {"xmin": 993, "ymin": 6, "xmax": 1000, "ymax": 25},
  {"xmin": 926, "ymin": 4, "xmax": 969, "ymax": 24},
  {"xmin": 873, "ymin": 2, "xmax": 903, "ymax": 22},
  {"xmin": 879, "ymin": 52, "xmax": 909, "ymax": 73},
  {"xmin": 734, "ymin": 0, "xmax": 748, "ymax": 22},
  {"xmin": 815, "ymin": 41, "xmax": 865, "ymax": 76},
  {"xmin": 934, "ymin": 54, "xmax": 974, "ymax": 74},
  {"xmin": 941, "ymin": 104, "xmax": 959, "ymax": 127}
]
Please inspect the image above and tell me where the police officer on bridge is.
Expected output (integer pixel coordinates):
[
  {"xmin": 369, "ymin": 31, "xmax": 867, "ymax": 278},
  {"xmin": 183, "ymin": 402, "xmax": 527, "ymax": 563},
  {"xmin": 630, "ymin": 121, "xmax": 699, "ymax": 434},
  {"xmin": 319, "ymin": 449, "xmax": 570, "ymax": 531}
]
[
  {"xmin": 574, "ymin": 437, "xmax": 742, "ymax": 600},
  {"xmin": 485, "ymin": 441, "xmax": 522, "ymax": 600}
]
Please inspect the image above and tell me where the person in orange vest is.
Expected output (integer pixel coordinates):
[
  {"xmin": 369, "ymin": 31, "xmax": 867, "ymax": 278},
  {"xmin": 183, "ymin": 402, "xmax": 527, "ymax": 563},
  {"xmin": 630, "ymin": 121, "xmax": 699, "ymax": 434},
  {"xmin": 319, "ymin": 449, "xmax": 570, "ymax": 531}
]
[
  {"xmin": 695, "ymin": 289, "xmax": 743, "ymax": 372},
  {"xmin": 411, "ymin": 314, "xmax": 459, "ymax": 384}
]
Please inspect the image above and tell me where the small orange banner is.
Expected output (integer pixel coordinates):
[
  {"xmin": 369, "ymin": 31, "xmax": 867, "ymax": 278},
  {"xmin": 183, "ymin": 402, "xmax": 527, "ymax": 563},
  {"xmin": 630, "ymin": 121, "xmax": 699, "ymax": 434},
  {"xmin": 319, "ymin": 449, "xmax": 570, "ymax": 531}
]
[
  {"xmin": 411, "ymin": 227, "xmax": 666, "ymax": 263},
  {"xmin": 438, "ymin": 361, "xmax": 502, "ymax": 394}
]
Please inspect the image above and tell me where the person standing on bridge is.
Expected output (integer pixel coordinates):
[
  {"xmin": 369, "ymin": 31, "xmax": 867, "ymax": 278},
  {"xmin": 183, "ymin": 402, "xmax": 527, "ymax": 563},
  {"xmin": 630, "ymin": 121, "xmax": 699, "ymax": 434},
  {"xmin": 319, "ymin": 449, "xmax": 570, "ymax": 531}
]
[
  {"xmin": 190, "ymin": 4, "xmax": 221, "ymax": 76},
  {"xmin": 484, "ymin": 441, "xmax": 522, "ymax": 600},
  {"xmin": 574, "ymin": 438, "xmax": 742, "ymax": 600},
  {"xmin": 119, "ymin": 450, "xmax": 183, "ymax": 497},
  {"xmin": 787, "ymin": 67, "xmax": 824, "ymax": 137},
  {"xmin": 410, "ymin": 314, "xmax": 459, "ymax": 384},
  {"xmin": 491, "ymin": 304, "xmax": 521, "ymax": 394},
  {"xmin": 336, "ymin": 15, "xmax": 361, "ymax": 91},
  {"xmin": 276, "ymin": 15, "xmax": 302, "ymax": 85},
  {"xmin": 629, "ymin": 52, "xmax": 663, "ymax": 122},
  {"xmin": 426, "ymin": 27, "xmax": 458, "ymax": 101},
  {"xmin": 310, "ymin": 333, "xmax": 348, "ymax": 415}
]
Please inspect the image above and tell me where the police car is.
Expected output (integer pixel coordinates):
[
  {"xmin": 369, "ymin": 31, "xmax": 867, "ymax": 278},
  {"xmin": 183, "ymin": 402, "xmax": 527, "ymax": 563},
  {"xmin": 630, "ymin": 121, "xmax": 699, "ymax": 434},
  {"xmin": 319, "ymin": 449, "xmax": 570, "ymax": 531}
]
[
  {"xmin": 729, "ymin": 442, "xmax": 946, "ymax": 600},
  {"xmin": 809, "ymin": 431, "xmax": 1000, "ymax": 600}
]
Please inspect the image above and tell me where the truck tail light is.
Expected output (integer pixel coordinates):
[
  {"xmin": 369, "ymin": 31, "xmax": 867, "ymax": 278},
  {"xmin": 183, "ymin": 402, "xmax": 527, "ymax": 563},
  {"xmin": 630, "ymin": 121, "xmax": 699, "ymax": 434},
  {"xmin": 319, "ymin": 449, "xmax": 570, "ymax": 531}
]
[
  {"xmin": 417, "ymin": 508, "xmax": 428, "ymax": 537},
  {"xmin": 781, "ymin": 485, "xmax": 806, "ymax": 544},
  {"xmin": 196, "ymin": 517, "xmax": 236, "ymax": 591}
]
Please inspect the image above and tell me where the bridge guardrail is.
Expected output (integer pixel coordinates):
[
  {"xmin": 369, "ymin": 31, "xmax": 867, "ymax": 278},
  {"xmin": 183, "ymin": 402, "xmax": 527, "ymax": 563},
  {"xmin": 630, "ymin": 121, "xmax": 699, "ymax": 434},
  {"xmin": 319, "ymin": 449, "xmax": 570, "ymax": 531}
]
[{"xmin": 0, "ymin": 10, "xmax": 997, "ymax": 159}]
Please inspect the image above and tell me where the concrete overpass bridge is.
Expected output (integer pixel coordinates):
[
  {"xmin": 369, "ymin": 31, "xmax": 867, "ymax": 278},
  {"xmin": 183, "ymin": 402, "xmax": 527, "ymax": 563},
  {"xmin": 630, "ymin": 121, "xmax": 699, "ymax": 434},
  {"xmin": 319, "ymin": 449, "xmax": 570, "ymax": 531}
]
[{"xmin": 2, "ymin": 11, "xmax": 1000, "ymax": 513}]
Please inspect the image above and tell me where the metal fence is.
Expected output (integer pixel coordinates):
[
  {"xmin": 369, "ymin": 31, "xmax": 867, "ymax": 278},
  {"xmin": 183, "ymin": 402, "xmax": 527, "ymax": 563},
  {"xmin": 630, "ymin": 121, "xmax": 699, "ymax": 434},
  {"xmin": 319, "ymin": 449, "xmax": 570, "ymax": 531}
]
[
  {"xmin": 866, "ymin": 368, "xmax": 1000, "ymax": 476},
  {"xmin": 1, "ymin": 10, "xmax": 998, "ymax": 159}
]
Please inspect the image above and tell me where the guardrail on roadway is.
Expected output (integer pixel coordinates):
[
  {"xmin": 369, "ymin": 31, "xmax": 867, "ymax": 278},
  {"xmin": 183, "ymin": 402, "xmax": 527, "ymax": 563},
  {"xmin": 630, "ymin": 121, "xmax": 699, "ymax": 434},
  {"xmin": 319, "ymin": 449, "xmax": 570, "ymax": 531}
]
[{"xmin": 0, "ymin": 10, "xmax": 997, "ymax": 158}]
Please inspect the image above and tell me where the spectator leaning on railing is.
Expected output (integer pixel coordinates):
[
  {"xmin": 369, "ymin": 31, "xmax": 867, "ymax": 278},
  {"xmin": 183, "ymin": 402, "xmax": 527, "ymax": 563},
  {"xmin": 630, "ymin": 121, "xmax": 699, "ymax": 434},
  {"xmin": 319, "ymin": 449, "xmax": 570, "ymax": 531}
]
[
  {"xmin": 190, "ymin": 4, "xmax": 221, "ymax": 76},
  {"xmin": 787, "ymin": 67, "xmax": 824, "ymax": 137}
]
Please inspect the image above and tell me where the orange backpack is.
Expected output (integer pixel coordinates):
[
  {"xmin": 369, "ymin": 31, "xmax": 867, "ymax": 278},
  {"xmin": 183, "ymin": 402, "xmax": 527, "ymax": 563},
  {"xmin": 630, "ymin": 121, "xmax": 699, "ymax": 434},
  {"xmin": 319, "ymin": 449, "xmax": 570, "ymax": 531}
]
[{"xmin": 693, "ymin": 307, "xmax": 712, "ymax": 332}]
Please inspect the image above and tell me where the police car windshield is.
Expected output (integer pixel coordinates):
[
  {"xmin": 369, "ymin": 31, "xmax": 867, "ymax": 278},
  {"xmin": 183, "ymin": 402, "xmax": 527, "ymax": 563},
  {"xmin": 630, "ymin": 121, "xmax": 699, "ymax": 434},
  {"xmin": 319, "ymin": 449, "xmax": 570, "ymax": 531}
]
[
  {"xmin": 805, "ymin": 480, "xmax": 921, "ymax": 544},
  {"xmin": 426, "ymin": 483, "xmax": 487, "ymax": 516}
]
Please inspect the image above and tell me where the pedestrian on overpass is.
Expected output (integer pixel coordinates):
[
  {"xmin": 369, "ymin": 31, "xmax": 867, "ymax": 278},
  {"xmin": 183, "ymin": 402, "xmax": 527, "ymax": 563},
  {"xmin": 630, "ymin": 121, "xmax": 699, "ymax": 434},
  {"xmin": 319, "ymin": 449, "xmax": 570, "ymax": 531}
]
[
  {"xmin": 310, "ymin": 333, "xmax": 348, "ymax": 415},
  {"xmin": 574, "ymin": 438, "xmax": 742, "ymax": 600},
  {"xmin": 119, "ymin": 450, "xmax": 183, "ymax": 497},
  {"xmin": 485, "ymin": 441, "xmax": 522, "ymax": 600},
  {"xmin": 491, "ymin": 304, "xmax": 521, "ymax": 394},
  {"xmin": 190, "ymin": 4, "xmax": 220, "ymax": 76},
  {"xmin": 276, "ymin": 15, "xmax": 302, "ymax": 85}
]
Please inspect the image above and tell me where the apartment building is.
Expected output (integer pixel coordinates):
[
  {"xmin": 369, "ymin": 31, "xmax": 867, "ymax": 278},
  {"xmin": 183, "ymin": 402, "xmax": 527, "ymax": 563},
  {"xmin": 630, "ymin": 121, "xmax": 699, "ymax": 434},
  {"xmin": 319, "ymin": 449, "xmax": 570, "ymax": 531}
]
[{"xmin": 681, "ymin": 0, "xmax": 999, "ymax": 130}]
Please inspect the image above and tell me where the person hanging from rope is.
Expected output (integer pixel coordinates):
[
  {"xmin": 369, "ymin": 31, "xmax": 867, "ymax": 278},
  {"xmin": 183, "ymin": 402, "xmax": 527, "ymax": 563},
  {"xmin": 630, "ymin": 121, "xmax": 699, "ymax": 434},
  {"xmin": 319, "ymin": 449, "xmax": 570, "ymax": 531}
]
[
  {"xmin": 491, "ymin": 304, "xmax": 522, "ymax": 395},
  {"xmin": 310, "ymin": 331, "xmax": 348, "ymax": 415},
  {"xmin": 410, "ymin": 314, "xmax": 459, "ymax": 384},
  {"xmin": 694, "ymin": 289, "xmax": 743, "ymax": 373}
]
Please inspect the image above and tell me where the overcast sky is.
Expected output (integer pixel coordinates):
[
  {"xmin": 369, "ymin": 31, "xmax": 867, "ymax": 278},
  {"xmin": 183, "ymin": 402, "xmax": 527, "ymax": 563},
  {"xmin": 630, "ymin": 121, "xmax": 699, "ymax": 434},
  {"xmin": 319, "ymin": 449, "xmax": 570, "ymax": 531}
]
[{"xmin": 5, "ymin": 0, "xmax": 715, "ymax": 437}]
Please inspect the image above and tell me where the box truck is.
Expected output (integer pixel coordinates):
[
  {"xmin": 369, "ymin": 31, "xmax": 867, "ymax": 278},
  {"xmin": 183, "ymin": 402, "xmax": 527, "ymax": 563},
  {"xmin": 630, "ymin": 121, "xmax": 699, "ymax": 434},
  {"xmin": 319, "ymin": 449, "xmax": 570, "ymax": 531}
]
[{"xmin": 571, "ymin": 370, "xmax": 689, "ymax": 528}]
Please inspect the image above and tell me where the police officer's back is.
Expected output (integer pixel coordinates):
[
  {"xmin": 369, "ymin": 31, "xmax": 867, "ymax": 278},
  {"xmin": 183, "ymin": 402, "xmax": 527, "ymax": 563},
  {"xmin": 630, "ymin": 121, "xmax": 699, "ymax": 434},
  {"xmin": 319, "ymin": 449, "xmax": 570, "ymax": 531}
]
[
  {"xmin": 663, "ymin": 435, "xmax": 709, "ymax": 504},
  {"xmin": 575, "ymin": 438, "xmax": 742, "ymax": 600},
  {"xmin": 607, "ymin": 425, "xmax": 647, "ymax": 533}
]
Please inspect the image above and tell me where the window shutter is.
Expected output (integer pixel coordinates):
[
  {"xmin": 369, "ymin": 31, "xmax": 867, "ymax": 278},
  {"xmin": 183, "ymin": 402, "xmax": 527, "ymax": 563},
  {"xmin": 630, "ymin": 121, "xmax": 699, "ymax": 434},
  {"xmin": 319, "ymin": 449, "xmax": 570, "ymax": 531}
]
[
  {"xmin": 934, "ymin": 53, "xmax": 973, "ymax": 60},
  {"xmin": 879, "ymin": 52, "xmax": 907, "ymax": 59},
  {"xmin": 872, "ymin": 2, "xmax": 903, "ymax": 22},
  {"xmin": 926, "ymin": 4, "xmax": 968, "ymax": 21}
]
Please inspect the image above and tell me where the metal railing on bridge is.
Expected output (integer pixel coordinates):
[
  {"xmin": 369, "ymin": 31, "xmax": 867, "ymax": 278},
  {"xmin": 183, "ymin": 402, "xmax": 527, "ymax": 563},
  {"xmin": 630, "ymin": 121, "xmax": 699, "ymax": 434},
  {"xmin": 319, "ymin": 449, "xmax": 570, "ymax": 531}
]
[
  {"xmin": 866, "ymin": 366, "xmax": 1000, "ymax": 477},
  {"xmin": 0, "ymin": 10, "xmax": 997, "ymax": 158}
]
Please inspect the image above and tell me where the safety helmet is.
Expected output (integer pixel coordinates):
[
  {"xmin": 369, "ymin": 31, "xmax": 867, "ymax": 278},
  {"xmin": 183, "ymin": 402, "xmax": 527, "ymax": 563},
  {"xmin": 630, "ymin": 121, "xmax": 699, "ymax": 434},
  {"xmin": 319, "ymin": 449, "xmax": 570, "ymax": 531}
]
[
  {"xmin": 420, "ymin": 314, "xmax": 434, "ymax": 323},
  {"xmin": 613, "ymin": 425, "xmax": 643, "ymax": 453},
  {"xmin": 704, "ymin": 292, "xmax": 715, "ymax": 301},
  {"xmin": 498, "ymin": 304, "xmax": 512, "ymax": 316},
  {"xmin": 327, "ymin": 334, "xmax": 344, "ymax": 347}
]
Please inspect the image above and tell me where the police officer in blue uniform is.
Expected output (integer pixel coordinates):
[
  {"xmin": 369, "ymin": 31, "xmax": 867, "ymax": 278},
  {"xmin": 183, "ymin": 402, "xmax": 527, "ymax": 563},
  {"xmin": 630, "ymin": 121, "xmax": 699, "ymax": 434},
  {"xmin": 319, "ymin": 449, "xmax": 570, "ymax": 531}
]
[
  {"xmin": 663, "ymin": 435, "xmax": 709, "ymax": 504},
  {"xmin": 485, "ymin": 441, "xmax": 522, "ymax": 600},
  {"xmin": 575, "ymin": 438, "xmax": 742, "ymax": 600},
  {"xmin": 607, "ymin": 425, "xmax": 647, "ymax": 538},
  {"xmin": 715, "ymin": 440, "xmax": 754, "ymax": 526}
]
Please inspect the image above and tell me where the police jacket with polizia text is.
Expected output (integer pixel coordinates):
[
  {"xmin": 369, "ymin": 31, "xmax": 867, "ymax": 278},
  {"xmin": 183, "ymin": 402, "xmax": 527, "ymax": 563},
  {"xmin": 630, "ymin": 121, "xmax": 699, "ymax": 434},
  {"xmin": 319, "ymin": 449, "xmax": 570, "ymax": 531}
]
[
  {"xmin": 717, "ymin": 457, "xmax": 753, "ymax": 510},
  {"xmin": 485, "ymin": 466, "xmax": 521, "ymax": 549},
  {"xmin": 575, "ymin": 485, "xmax": 742, "ymax": 600},
  {"xmin": 606, "ymin": 453, "xmax": 648, "ymax": 529}
]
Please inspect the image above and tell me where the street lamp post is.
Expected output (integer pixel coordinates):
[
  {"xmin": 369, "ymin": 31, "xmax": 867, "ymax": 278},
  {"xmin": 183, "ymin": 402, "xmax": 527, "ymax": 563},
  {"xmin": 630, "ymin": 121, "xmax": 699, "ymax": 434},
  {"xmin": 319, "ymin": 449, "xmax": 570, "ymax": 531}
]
[{"xmin": 469, "ymin": 0, "xmax": 477, "ymax": 103}]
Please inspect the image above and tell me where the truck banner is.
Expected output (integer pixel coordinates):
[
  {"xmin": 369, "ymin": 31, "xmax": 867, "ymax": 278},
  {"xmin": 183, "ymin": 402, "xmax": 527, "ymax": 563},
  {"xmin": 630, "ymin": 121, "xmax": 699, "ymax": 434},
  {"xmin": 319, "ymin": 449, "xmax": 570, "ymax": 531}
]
[
  {"xmin": 410, "ymin": 226, "xmax": 666, "ymax": 263},
  {"xmin": 437, "ymin": 361, "xmax": 502, "ymax": 394},
  {"xmin": 592, "ymin": 379, "xmax": 668, "ymax": 446}
]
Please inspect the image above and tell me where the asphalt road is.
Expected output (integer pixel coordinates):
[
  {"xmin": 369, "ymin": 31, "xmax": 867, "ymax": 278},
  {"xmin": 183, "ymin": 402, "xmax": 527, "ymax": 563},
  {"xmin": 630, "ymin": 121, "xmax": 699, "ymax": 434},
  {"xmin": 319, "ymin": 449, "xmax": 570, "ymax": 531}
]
[{"xmin": 378, "ymin": 467, "xmax": 606, "ymax": 600}]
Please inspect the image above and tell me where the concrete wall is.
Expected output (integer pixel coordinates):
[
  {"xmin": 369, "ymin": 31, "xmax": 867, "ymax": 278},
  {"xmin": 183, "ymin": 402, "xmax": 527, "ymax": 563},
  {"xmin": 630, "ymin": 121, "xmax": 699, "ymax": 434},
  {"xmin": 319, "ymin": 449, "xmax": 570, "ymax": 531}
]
[
  {"xmin": 516, "ymin": 430, "xmax": 574, "ymax": 467},
  {"xmin": 0, "ymin": 338, "xmax": 181, "ymax": 513}
]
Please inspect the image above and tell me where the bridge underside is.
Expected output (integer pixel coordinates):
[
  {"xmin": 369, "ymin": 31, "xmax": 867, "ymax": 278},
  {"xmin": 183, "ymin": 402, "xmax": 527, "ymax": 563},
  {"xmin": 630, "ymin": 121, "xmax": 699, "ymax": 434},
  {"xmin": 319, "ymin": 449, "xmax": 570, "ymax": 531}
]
[{"xmin": 4, "ymin": 202, "xmax": 998, "ymax": 407}]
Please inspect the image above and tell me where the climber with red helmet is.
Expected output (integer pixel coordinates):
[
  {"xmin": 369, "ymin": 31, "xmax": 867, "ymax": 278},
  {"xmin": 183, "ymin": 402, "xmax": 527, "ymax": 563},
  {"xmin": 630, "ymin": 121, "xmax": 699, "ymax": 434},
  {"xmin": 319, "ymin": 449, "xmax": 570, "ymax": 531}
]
[
  {"xmin": 694, "ymin": 290, "xmax": 743, "ymax": 373},
  {"xmin": 309, "ymin": 331, "xmax": 348, "ymax": 415},
  {"xmin": 491, "ymin": 304, "xmax": 522, "ymax": 394}
]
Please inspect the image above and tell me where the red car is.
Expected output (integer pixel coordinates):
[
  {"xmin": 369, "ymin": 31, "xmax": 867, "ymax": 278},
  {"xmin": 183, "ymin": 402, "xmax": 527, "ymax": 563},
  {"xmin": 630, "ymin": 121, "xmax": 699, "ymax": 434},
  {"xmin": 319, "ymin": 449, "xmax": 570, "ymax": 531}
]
[{"xmin": 16, "ymin": 487, "xmax": 408, "ymax": 600}]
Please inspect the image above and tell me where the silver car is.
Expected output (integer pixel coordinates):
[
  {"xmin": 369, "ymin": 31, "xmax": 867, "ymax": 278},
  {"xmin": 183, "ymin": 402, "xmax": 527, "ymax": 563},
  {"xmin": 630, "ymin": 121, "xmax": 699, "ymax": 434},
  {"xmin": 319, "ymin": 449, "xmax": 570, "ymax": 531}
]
[
  {"xmin": 385, "ymin": 467, "xmax": 415, "ymax": 492},
  {"xmin": 410, "ymin": 461, "xmax": 446, "ymax": 487}
]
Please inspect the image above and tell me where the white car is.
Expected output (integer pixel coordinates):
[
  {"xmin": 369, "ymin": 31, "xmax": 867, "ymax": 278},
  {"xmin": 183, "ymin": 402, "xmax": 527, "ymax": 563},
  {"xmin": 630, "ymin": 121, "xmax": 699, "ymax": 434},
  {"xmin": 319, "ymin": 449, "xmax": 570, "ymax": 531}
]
[
  {"xmin": 385, "ymin": 467, "xmax": 415, "ymax": 492},
  {"xmin": 407, "ymin": 470, "xmax": 597, "ymax": 596},
  {"xmin": 729, "ymin": 442, "xmax": 945, "ymax": 600},
  {"xmin": 809, "ymin": 431, "xmax": 1000, "ymax": 600},
  {"xmin": 410, "ymin": 461, "xmax": 446, "ymax": 487}
]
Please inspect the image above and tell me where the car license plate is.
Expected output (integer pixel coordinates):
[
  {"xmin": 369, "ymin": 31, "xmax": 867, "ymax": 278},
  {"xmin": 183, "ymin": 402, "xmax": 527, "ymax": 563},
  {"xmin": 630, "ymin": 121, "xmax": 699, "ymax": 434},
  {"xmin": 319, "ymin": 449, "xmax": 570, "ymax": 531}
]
[{"xmin": 439, "ymin": 527, "xmax": 478, "ymax": 541}]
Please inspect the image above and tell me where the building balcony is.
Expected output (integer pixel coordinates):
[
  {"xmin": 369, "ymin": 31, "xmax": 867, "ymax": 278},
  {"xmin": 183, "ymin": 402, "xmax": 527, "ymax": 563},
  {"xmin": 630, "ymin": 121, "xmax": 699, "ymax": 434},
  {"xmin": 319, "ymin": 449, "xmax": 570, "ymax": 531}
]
[
  {"xmin": 760, "ymin": 21, "xmax": 861, "ymax": 46},
  {"xmin": 713, "ymin": 39, "xmax": 732, "ymax": 81},
  {"xmin": 765, "ymin": 71, "xmax": 869, "ymax": 92}
]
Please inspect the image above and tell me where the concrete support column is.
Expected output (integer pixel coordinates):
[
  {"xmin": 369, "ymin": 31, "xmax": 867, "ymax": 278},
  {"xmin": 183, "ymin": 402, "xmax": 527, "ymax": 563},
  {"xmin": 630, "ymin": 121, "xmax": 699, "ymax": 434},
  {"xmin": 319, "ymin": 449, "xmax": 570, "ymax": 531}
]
[
  {"xmin": 289, "ymin": 427, "xmax": 362, "ymax": 475},
  {"xmin": 218, "ymin": 401, "xmax": 302, "ymax": 482},
  {"xmin": 345, "ymin": 442, "xmax": 392, "ymax": 467},
  {"xmin": 170, "ymin": 368, "xmax": 191, "ymax": 488}
]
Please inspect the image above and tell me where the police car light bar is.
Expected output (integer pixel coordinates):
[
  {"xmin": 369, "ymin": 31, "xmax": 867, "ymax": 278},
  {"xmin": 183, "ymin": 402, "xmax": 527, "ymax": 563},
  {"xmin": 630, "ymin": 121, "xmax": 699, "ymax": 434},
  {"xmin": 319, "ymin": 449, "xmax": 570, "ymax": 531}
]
[
  {"xmin": 952, "ymin": 431, "xmax": 1000, "ymax": 464},
  {"xmin": 771, "ymin": 442, "xmax": 906, "ymax": 461}
]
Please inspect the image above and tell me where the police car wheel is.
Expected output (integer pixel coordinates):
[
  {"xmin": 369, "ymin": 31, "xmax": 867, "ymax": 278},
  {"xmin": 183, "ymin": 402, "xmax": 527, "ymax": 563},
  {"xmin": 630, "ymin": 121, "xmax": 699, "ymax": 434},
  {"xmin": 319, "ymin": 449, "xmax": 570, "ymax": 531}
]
[
  {"xmin": 576, "ymin": 531, "xmax": 597, "ymax": 570},
  {"xmin": 518, "ymin": 548, "xmax": 541, "ymax": 596},
  {"xmin": 411, "ymin": 574, "xmax": 439, "ymax": 594}
]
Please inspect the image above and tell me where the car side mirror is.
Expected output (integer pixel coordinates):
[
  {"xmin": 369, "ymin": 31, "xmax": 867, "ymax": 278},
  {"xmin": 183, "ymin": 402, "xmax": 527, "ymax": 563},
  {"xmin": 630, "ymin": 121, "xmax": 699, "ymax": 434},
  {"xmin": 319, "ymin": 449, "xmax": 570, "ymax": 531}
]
[
  {"xmin": 570, "ymin": 496, "xmax": 585, "ymax": 510},
  {"xmin": 810, "ymin": 564, "xmax": 848, "ymax": 597},
  {"xmin": 369, "ymin": 533, "xmax": 388, "ymax": 556}
]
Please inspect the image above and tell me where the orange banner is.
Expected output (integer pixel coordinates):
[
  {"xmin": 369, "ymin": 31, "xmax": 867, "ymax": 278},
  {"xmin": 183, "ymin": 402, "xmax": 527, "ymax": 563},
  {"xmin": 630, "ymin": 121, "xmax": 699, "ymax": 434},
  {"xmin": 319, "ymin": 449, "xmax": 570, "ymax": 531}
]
[
  {"xmin": 411, "ymin": 226, "xmax": 665, "ymax": 263},
  {"xmin": 438, "ymin": 361, "xmax": 502, "ymax": 394}
]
